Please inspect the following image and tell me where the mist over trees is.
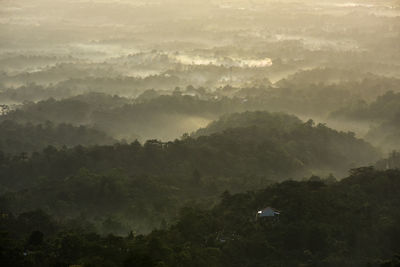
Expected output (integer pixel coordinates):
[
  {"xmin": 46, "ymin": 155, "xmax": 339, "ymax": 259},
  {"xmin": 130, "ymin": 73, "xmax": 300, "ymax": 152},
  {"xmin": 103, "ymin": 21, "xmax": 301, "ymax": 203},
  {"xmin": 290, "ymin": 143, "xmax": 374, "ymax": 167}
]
[
  {"xmin": 2, "ymin": 168, "xmax": 400, "ymax": 266},
  {"xmin": 1, "ymin": 0, "xmax": 400, "ymax": 266}
]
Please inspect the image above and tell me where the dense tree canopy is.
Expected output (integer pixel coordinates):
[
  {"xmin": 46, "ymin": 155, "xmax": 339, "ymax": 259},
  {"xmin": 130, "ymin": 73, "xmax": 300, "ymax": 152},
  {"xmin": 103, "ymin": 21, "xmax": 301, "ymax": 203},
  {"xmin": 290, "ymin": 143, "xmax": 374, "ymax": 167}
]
[
  {"xmin": 1, "ymin": 168, "xmax": 400, "ymax": 266},
  {"xmin": 0, "ymin": 120, "xmax": 115, "ymax": 154},
  {"xmin": 0, "ymin": 111, "xmax": 380, "ymax": 235}
]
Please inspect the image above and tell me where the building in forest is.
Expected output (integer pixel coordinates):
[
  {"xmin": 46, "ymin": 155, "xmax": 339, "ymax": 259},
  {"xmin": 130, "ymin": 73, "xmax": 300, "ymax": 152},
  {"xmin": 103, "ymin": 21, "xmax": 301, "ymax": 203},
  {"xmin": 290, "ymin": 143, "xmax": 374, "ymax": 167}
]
[{"xmin": 256, "ymin": 207, "xmax": 280, "ymax": 219}]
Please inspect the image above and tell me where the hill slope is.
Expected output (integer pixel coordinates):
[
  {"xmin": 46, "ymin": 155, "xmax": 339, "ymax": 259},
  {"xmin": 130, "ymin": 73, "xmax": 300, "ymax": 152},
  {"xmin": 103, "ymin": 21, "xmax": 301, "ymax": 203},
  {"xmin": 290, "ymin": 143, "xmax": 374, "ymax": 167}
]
[
  {"xmin": 0, "ymin": 111, "xmax": 381, "ymax": 233},
  {"xmin": 1, "ymin": 168, "xmax": 399, "ymax": 266}
]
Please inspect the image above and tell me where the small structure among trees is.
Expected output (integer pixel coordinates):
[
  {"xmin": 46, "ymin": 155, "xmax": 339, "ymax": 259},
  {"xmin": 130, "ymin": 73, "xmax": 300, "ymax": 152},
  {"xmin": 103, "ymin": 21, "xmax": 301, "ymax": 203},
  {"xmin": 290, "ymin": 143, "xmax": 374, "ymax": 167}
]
[{"xmin": 256, "ymin": 207, "xmax": 280, "ymax": 220}]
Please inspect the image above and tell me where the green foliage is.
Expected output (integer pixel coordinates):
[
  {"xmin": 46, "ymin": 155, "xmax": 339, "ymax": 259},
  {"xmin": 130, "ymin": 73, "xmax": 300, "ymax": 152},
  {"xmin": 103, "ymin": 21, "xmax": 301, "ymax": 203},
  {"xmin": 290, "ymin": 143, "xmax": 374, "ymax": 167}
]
[
  {"xmin": 0, "ymin": 120, "xmax": 115, "ymax": 154},
  {"xmin": 330, "ymin": 91, "xmax": 400, "ymax": 151},
  {"xmin": 1, "ymin": 168, "xmax": 400, "ymax": 266},
  {"xmin": 192, "ymin": 111, "xmax": 302, "ymax": 138},
  {"xmin": 0, "ymin": 111, "xmax": 380, "ymax": 234},
  {"xmin": 5, "ymin": 76, "xmax": 400, "ymax": 143}
]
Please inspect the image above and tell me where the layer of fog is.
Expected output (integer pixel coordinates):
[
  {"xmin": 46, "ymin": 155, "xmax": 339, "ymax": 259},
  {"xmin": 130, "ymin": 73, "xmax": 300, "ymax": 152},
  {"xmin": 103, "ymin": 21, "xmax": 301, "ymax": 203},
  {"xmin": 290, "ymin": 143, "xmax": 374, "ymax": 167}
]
[{"xmin": 1, "ymin": 0, "xmax": 399, "ymax": 151}]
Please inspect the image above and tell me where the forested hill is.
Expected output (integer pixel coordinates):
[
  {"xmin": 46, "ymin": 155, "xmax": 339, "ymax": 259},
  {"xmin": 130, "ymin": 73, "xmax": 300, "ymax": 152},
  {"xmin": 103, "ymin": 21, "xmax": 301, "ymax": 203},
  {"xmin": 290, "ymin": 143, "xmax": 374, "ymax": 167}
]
[
  {"xmin": 0, "ymin": 120, "xmax": 116, "ymax": 154},
  {"xmin": 330, "ymin": 91, "xmax": 400, "ymax": 151},
  {"xmin": 130, "ymin": 167, "xmax": 400, "ymax": 267},
  {"xmin": 1, "ymin": 168, "xmax": 400, "ymax": 266},
  {"xmin": 191, "ymin": 111, "xmax": 302, "ymax": 138},
  {"xmin": 0, "ymin": 111, "xmax": 380, "ymax": 234},
  {"xmin": 191, "ymin": 111, "xmax": 379, "ymax": 176},
  {"xmin": 330, "ymin": 91, "xmax": 400, "ymax": 122},
  {"xmin": 0, "ymin": 94, "xmax": 239, "ymax": 141},
  {"xmin": 0, "ymin": 111, "xmax": 379, "ymax": 190}
]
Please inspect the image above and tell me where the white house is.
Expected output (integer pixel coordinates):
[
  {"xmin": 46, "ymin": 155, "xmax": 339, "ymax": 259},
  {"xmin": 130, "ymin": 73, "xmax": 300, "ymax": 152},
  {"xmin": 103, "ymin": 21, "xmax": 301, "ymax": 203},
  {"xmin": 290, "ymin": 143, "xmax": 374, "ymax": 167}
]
[{"xmin": 257, "ymin": 207, "xmax": 280, "ymax": 218}]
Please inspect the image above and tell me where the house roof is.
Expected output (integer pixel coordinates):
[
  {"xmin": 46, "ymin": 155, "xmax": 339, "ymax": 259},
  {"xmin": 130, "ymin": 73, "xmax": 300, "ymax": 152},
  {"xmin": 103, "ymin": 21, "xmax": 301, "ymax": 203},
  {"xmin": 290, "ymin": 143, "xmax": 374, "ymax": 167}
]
[
  {"xmin": 257, "ymin": 207, "xmax": 281, "ymax": 215},
  {"xmin": 260, "ymin": 207, "xmax": 280, "ymax": 212}
]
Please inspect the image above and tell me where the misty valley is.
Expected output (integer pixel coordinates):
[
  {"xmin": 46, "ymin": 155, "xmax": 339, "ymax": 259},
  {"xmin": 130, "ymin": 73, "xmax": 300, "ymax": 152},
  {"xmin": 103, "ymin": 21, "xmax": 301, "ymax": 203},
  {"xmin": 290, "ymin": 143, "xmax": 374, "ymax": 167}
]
[{"xmin": 1, "ymin": 0, "xmax": 400, "ymax": 266}]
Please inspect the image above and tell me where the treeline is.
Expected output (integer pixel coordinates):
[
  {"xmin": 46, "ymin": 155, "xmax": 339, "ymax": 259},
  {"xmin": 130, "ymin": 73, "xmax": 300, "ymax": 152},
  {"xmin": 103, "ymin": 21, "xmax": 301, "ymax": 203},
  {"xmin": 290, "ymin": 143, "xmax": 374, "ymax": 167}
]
[
  {"xmin": 0, "ymin": 120, "xmax": 115, "ymax": 154},
  {"xmin": 3, "ymin": 73, "xmax": 400, "ymax": 142},
  {"xmin": 376, "ymin": 151, "xmax": 400, "ymax": 170},
  {"xmin": 0, "ymin": 111, "xmax": 380, "ymax": 234},
  {"xmin": 331, "ymin": 90, "xmax": 400, "ymax": 122},
  {"xmin": 1, "ymin": 93, "xmax": 237, "ymax": 141},
  {"xmin": 2, "ymin": 68, "xmax": 399, "ymax": 120},
  {"xmin": 1, "ymin": 168, "xmax": 400, "ymax": 266},
  {"xmin": 2, "ymin": 69, "xmax": 399, "ymax": 149},
  {"xmin": 331, "ymin": 91, "xmax": 400, "ymax": 151}
]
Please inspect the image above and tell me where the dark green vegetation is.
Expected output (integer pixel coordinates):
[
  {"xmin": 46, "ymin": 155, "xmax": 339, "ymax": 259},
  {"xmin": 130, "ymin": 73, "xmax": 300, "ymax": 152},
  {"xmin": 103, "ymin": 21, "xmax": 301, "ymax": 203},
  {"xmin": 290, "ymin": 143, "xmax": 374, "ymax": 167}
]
[
  {"xmin": 331, "ymin": 91, "xmax": 400, "ymax": 151},
  {"xmin": 1, "ymin": 92, "xmax": 236, "ymax": 141},
  {"xmin": 1, "ymin": 69, "xmax": 399, "ymax": 267},
  {"xmin": 3, "ymin": 71, "xmax": 400, "ymax": 143},
  {"xmin": 0, "ymin": 120, "xmax": 115, "ymax": 154},
  {"xmin": 0, "ymin": 111, "xmax": 379, "ymax": 234},
  {"xmin": 331, "ymin": 91, "xmax": 400, "ymax": 122},
  {"xmin": 1, "ymin": 168, "xmax": 400, "ymax": 266},
  {"xmin": 1, "ymin": 0, "xmax": 399, "ymax": 265}
]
